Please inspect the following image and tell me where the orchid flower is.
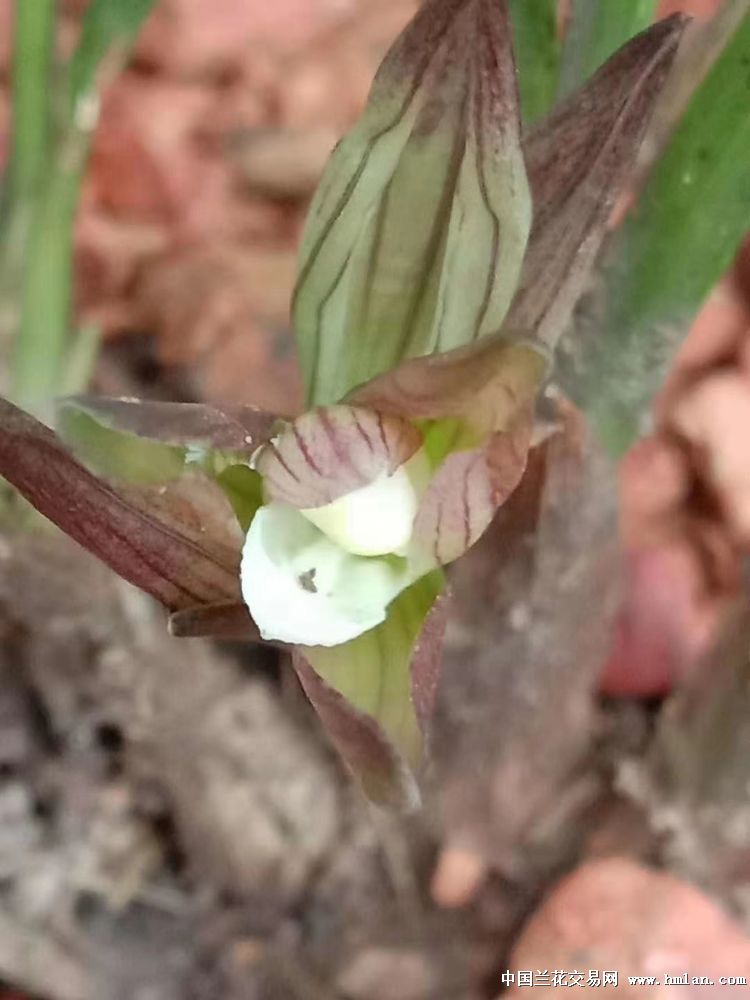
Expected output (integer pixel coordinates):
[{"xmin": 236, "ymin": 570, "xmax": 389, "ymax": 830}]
[{"xmin": 0, "ymin": 0, "xmax": 685, "ymax": 807}]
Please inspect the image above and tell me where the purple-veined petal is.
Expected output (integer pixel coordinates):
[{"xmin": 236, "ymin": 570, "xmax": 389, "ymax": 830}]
[
  {"xmin": 256, "ymin": 405, "xmax": 423, "ymax": 509},
  {"xmin": 412, "ymin": 408, "xmax": 534, "ymax": 566},
  {"xmin": 349, "ymin": 337, "xmax": 543, "ymax": 567}
]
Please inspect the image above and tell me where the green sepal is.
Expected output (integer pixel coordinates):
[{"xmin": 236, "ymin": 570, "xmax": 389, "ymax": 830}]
[
  {"xmin": 300, "ymin": 571, "xmax": 445, "ymax": 775},
  {"xmin": 216, "ymin": 465, "xmax": 264, "ymax": 533},
  {"xmin": 293, "ymin": 0, "xmax": 530, "ymax": 407},
  {"xmin": 57, "ymin": 402, "xmax": 187, "ymax": 484},
  {"xmin": 56, "ymin": 397, "xmax": 276, "ymax": 533}
]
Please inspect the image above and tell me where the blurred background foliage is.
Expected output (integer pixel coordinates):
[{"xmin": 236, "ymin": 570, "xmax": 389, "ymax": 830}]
[
  {"xmin": 0, "ymin": 3, "xmax": 747, "ymax": 998},
  {"xmin": 1, "ymin": 0, "xmax": 158, "ymax": 414}
]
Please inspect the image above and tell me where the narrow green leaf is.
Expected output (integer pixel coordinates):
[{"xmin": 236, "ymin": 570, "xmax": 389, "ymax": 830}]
[
  {"xmin": 0, "ymin": 0, "xmax": 55, "ymax": 395},
  {"xmin": 509, "ymin": 16, "xmax": 685, "ymax": 350},
  {"xmin": 5, "ymin": 0, "xmax": 55, "ymax": 204},
  {"xmin": 60, "ymin": 325, "xmax": 102, "ymax": 396},
  {"xmin": 68, "ymin": 0, "xmax": 157, "ymax": 110},
  {"xmin": 558, "ymin": 0, "xmax": 659, "ymax": 97},
  {"xmin": 567, "ymin": 13, "xmax": 750, "ymax": 455},
  {"xmin": 508, "ymin": 0, "xmax": 560, "ymax": 123}
]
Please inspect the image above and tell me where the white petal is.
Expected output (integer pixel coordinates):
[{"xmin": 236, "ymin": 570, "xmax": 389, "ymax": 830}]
[
  {"xmin": 300, "ymin": 449, "xmax": 430, "ymax": 557},
  {"xmin": 241, "ymin": 502, "xmax": 414, "ymax": 646}
]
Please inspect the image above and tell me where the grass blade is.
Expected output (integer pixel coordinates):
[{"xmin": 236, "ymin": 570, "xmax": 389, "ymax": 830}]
[
  {"xmin": 68, "ymin": 0, "xmax": 158, "ymax": 110},
  {"xmin": 10, "ymin": 0, "xmax": 158, "ymax": 412},
  {"xmin": 5, "ymin": 0, "xmax": 55, "ymax": 204},
  {"xmin": 0, "ymin": 0, "xmax": 56, "ymax": 380}
]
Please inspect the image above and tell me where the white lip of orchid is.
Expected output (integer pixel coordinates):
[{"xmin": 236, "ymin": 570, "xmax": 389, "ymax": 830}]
[
  {"xmin": 298, "ymin": 449, "xmax": 431, "ymax": 557},
  {"xmin": 240, "ymin": 501, "xmax": 415, "ymax": 647}
]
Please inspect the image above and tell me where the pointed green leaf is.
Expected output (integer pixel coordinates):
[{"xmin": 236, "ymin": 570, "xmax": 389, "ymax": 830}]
[
  {"xmin": 566, "ymin": 12, "xmax": 750, "ymax": 454},
  {"xmin": 508, "ymin": 15, "xmax": 686, "ymax": 348},
  {"xmin": 293, "ymin": 652, "xmax": 421, "ymax": 810},
  {"xmin": 293, "ymin": 0, "xmax": 530, "ymax": 406}
]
